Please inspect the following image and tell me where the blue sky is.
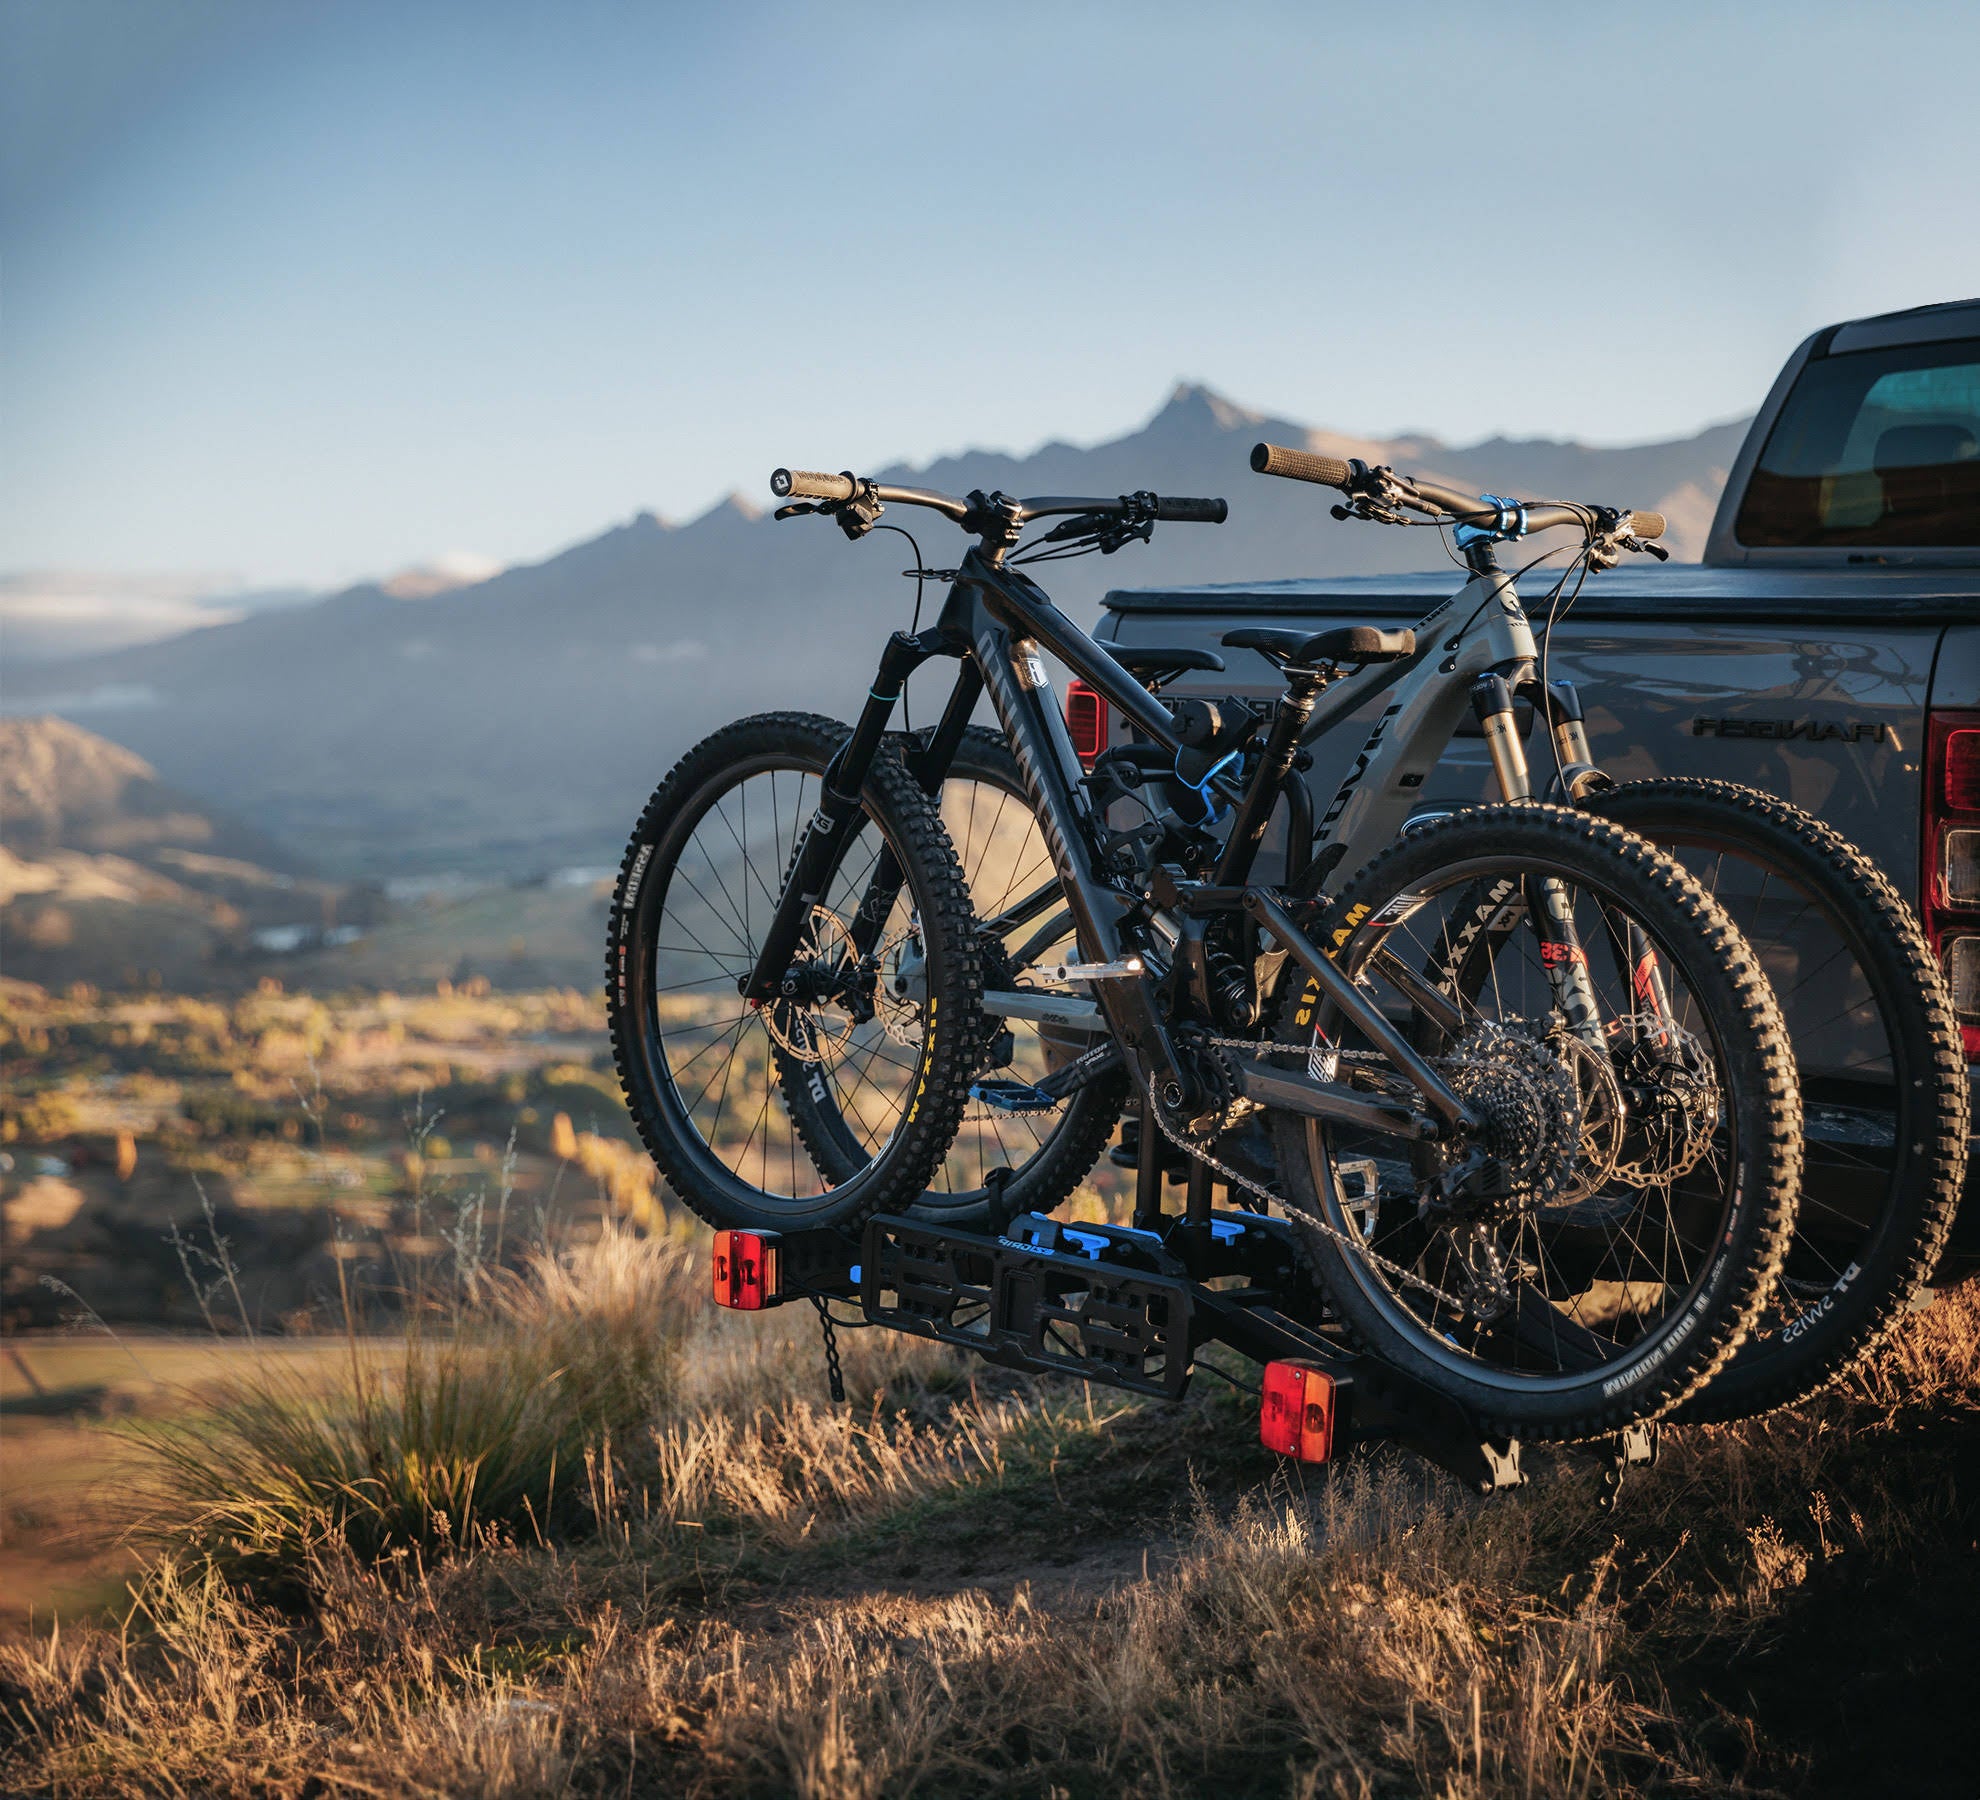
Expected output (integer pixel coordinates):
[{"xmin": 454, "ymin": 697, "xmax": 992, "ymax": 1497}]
[{"xmin": 4, "ymin": 0, "xmax": 1978, "ymax": 589}]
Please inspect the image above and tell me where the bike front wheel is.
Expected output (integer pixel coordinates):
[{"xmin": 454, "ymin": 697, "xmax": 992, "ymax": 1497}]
[
  {"xmin": 607, "ymin": 712, "xmax": 981, "ymax": 1232},
  {"xmin": 1268, "ymin": 804, "xmax": 1802, "ymax": 1441}
]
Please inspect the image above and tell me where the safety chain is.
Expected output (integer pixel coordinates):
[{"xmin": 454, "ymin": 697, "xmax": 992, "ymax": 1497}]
[{"xmin": 810, "ymin": 1294, "xmax": 847, "ymax": 1403}]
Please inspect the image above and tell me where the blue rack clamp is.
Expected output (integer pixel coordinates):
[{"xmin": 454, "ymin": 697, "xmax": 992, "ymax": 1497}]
[{"xmin": 1179, "ymin": 745, "xmax": 1245, "ymax": 825}]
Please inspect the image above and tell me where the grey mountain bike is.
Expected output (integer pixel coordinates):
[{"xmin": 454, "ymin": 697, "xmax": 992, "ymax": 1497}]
[
  {"xmin": 1246, "ymin": 442, "xmax": 1967, "ymax": 1423},
  {"xmin": 608, "ymin": 460, "xmax": 1806, "ymax": 1438}
]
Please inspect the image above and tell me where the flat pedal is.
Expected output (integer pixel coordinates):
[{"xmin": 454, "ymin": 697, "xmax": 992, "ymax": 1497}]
[{"xmin": 969, "ymin": 1079, "xmax": 1060, "ymax": 1113}]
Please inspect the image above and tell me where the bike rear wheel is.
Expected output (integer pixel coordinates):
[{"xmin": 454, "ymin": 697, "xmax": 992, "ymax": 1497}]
[
  {"xmin": 607, "ymin": 712, "xmax": 981, "ymax": 1232},
  {"xmin": 1269, "ymin": 804, "xmax": 1802, "ymax": 1441},
  {"xmin": 1588, "ymin": 778, "xmax": 1968, "ymax": 1421}
]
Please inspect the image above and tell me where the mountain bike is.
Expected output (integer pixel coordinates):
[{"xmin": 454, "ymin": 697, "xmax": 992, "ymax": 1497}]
[
  {"xmin": 608, "ymin": 465, "xmax": 1803, "ymax": 1438},
  {"xmin": 1247, "ymin": 442, "xmax": 1969, "ymax": 1420}
]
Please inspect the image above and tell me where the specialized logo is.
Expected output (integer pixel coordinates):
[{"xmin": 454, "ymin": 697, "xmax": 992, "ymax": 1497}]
[
  {"xmin": 1691, "ymin": 716, "xmax": 1898, "ymax": 747},
  {"xmin": 1315, "ymin": 700, "xmax": 1405, "ymax": 843}
]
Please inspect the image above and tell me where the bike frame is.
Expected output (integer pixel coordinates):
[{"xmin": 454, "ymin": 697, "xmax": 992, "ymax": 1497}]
[{"xmin": 741, "ymin": 514, "xmax": 1629, "ymax": 1143}]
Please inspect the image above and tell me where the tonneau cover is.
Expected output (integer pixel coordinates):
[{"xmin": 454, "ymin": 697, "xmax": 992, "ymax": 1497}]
[{"xmin": 1104, "ymin": 565, "xmax": 1980, "ymax": 625}]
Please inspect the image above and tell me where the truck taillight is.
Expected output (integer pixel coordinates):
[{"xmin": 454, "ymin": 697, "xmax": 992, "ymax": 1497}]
[
  {"xmin": 712, "ymin": 1230, "xmax": 780, "ymax": 1309},
  {"xmin": 1065, "ymin": 680, "xmax": 1108, "ymax": 769},
  {"xmin": 1259, "ymin": 1359, "xmax": 1336, "ymax": 1463},
  {"xmin": 1922, "ymin": 711, "xmax": 1980, "ymax": 1058}
]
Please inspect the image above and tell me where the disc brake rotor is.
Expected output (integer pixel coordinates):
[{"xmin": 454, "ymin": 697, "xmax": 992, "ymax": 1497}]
[
  {"xmin": 761, "ymin": 905, "xmax": 865, "ymax": 1067},
  {"xmin": 1607, "ymin": 1012, "xmax": 1721, "ymax": 1187},
  {"xmin": 874, "ymin": 923, "xmax": 928, "ymax": 1048}
]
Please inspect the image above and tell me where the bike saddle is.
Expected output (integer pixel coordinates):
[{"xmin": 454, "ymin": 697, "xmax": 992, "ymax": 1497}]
[
  {"xmin": 1221, "ymin": 625, "xmax": 1416, "ymax": 667},
  {"xmin": 1103, "ymin": 644, "xmax": 1227, "ymax": 683}
]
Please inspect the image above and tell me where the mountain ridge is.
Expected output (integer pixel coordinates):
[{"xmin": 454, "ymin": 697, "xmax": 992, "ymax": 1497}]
[{"xmin": 4, "ymin": 385, "xmax": 1748, "ymax": 874}]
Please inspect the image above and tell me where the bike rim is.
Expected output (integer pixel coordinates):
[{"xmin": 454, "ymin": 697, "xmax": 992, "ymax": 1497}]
[
  {"xmin": 1302, "ymin": 850, "xmax": 1749, "ymax": 1396},
  {"xmin": 639, "ymin": 752, "xmax": 935, "ymax": 1207}
]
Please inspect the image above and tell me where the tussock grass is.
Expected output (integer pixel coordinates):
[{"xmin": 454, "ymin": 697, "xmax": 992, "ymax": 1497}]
[
  {"xmin": 5, "ymin": 1266, "xmax": 1976, "ymax": 1797},
  {"xmin": 119, "ymin": 1222, "xmax": 699, "ymax": 1597}
]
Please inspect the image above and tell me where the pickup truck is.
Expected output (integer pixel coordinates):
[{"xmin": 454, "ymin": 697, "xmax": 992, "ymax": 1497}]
[{"xmin": 1093, "ymin": 296, "xmax": 1980, "ymax": 1268}]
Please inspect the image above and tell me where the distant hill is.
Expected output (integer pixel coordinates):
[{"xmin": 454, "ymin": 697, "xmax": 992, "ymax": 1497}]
[
  {"xmin": 0, "ymin": 717, "xmax": 348, "ymax": 989},
  {"xmin": 3, "ymin": 387, "xmax": 1748, "ymax": 874}
]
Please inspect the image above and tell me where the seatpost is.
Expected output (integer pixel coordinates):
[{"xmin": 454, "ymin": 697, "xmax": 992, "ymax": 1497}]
[{"xmin": 1213, "ymin": 663, "xmax": 1326, "ymax": 886}]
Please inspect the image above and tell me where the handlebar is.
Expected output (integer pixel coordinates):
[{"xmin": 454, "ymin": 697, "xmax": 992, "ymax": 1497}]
[
  {"xmin": 769, "ymin": 471, "xmax": 1226, "ymax": 531},
  {"xmin": 1249, "ymin": 441, "xmax": 1666, "ymax": 543},
  {"xmin": 1152, "ymin": 495, "xmax": 1230, "ymax": 523}
]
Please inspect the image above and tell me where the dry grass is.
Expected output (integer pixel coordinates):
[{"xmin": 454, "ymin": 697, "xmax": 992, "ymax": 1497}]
[
  {"xmin": 115, "ymin": 1222, "xmax": 700, "ymax": 1598},
  {"xmin": 3, "ymin": 1268, "xmax": 1976, "ymax": 1797}
]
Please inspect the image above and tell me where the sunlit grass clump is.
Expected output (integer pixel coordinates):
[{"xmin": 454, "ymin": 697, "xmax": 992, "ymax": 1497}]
[{"xmin": 127, "ymin": 1222, "xmax": 698, "ymax": 1598}]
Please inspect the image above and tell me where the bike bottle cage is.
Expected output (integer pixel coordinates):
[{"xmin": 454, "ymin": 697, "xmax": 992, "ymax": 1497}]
[{"xmin": 1176, "ymin": 745, "xmax": 1244, "ymax": 825}]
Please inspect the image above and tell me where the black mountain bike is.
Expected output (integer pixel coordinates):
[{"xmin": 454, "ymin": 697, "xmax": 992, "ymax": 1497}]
[{"xmin": 609, "ymin": 467, "xmax": 1803, "ymax": 1437}]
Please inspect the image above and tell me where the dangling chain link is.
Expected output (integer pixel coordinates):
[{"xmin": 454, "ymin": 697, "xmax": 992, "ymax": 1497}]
[{"xmin": 810, "ymin": 1294, "xmax": 847, "ymax": 1403}]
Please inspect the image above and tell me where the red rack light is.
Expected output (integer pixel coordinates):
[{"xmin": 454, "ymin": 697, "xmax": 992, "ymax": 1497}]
[
  {"xmin": 1259, "ymin": 1360, "xmax": 1336, "ymax": 1463},
  {"xmin": 711, "ymin": 1229, "xmax": 780, "ymax": 1310}
]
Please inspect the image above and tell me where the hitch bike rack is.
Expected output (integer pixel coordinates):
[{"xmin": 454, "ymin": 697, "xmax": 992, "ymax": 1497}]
[{"xmin": 710, "ymin": 1132, "xmax": 1546, "ymax": 1494}]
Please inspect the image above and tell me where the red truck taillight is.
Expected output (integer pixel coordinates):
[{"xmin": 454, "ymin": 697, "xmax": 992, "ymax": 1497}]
[
  {"xmin": 1922, "ymin": 710, "xmax": 1980, "ymax": 1058},
  {"xmin": 1065, "ymin": 680, "xmax": 1108, "ymax": 769}
]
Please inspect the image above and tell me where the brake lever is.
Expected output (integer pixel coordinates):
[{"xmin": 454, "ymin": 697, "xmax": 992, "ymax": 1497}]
[
  {"xmin": 1327, "ymin": 461, "xmax": 1414, "ymax": 527},
  {"xmin": 1625, "ymin": 536, "xmax": 1671, "ymax": 562},
  {"xmin": 773, "ymin": 489, "xmax": 885, "ymax": 539}
]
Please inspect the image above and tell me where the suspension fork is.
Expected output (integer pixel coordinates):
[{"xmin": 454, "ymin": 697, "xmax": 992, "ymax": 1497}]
[
  {"xmin": 742, "ymin": 630, "xmax": 933, "ymax": 1003},
  {"xmin": 1471, "ymin": 673, "xmax": 1608, "ymax": 1049},
  {"xmin": 1539, "ymin": 679, "xmax": 1679, "ymax": 1028}
]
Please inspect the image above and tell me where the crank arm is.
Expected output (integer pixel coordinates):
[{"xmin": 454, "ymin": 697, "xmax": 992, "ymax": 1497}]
[
  {"xmin": 1033, "ymin": 956, "xmax": 1145, "ymax": 983},
  {"xmin": 1036, "ymin": 1039, "xmax": 1123, "ymax": 1099},
  {"xmin": 981, "ymin": 989, "xmax": 1105, "ymax": 1030}
]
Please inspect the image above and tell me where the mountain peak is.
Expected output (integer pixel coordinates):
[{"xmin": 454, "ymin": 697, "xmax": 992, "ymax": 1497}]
[
  {"xmin": 682, "ymin": 492, "xmax": 762, "ymax": 531},
  {"xmin": 1148, "ymin": 382, "xmax": 1265, "ymax": 435}
]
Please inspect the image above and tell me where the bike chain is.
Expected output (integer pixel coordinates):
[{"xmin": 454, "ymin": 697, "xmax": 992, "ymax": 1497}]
[
  {"xmin": 1144, "ymin": 1068, "xmax": 1471, "ymax": 1315},
  {"xmin": 1148, "ymin": 1018, "xmax": 1586, "ymax": 1317}
]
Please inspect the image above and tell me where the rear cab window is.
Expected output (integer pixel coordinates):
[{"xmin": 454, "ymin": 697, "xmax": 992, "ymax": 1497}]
[{"xmin": 1736, "ymin": 336, "xmax": 1980, "ymax": 549}]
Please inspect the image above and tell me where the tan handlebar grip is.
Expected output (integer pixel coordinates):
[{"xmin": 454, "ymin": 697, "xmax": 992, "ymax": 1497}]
[
  {"xmin": 770, "ymin": 468, "xmax": 858, "ymax": 502},
  {"xmin": 1627, "ymin": 509, "xmax": 1667, "ymax": 540},
  {"xmin": 1249, "ymin": 442, "xmax": 1353, "ymax": 489}
]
